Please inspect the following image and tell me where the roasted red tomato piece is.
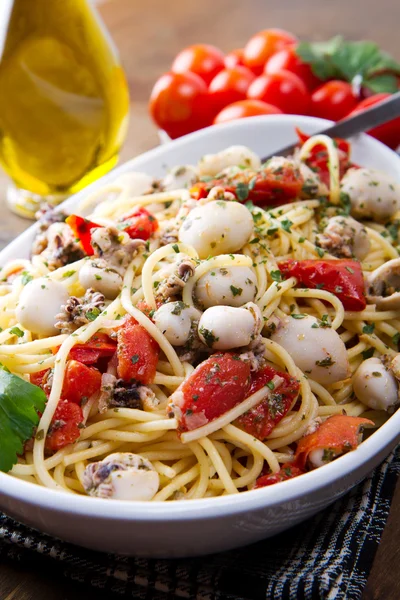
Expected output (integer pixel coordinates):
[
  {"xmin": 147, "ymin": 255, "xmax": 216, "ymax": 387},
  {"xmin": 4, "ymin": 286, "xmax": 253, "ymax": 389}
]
[
  {"xmin": 61, "ymin": 360, "xmax": 102, "ymax": 404},
  {"xmin": 69, "ymin": 333, "xmax": 117, "ymax": 365},
  {"xmin": 236, "ymin": 365, "xmax": 300, "ymax": 440},
  {"xmin": 30, "ymin": 369, "xmax": 50, "ymax": 390},
  {"xmin": 255, "ymin": 463, "xmax": 304, "ymax": 488},
  {"xmin": 278, "ymin": 258, "xmax": 366, "ymax": 311},
  {"xmin": 65, "ymin": 214, "xmax": 101, "ymax": 256},
  {"xmin": 170, "ymin": 353, "xmax": 251, "ymax": 433},
  {"xmin": 191, "ymin": 161, "xmax": 303, "ymax": 207},
  {"xmin": 295, "ymin": 415, "xmax": 374, "ymax": 470},
  {"xmin": 295, "ymin": 127, "xmax": 352, "ymax": 187},
  {"xmin": 117, "ymin": 316, "xmax": 159, "ymax": 384},
  {"xmin": 120, "ymin": 207, "xmax": 159, "ymax": 241},
  {"xmin": 45, "ymin": 400, "xmax": 84, "ymax": 452}
]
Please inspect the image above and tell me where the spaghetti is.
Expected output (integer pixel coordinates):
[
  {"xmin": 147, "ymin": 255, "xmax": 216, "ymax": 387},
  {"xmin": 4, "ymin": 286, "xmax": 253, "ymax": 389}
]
[{"xmin": 2, "ymin": 134, "xmax": 400, "ymax": 501}]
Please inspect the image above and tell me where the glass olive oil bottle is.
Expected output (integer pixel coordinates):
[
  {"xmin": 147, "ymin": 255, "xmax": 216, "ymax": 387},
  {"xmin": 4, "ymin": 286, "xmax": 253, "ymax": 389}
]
[{"xmin": 0, "ymin": 0, "xmax": 130, "ymax": 217}]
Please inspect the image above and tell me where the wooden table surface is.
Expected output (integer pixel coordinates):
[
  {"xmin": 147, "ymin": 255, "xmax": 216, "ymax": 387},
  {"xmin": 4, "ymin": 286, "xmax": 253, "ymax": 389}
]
[{"xmin": 1, "ymin": 0, "xmax": 400, "ymax": 598}]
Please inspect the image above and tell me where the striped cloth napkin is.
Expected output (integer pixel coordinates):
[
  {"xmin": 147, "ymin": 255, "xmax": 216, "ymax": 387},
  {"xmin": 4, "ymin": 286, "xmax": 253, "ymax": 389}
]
[{"xmin": 1, "ymin": 446, "xmax": 399, "ymax": 600}]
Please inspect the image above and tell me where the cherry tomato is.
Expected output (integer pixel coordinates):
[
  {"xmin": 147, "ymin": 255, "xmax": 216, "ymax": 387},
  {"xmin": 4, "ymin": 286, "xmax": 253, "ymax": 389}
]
[
  {"xmin": 255, "ymin": 464, "xmax": 304, "ymax": 488},
  {"xmin": 171, "ymin": 353, "xmax": 251, "ymax": 433},
  {"xmin": 208, "ymin": 66, "xmax": 256, "ymax": 117},
  {"xmin": 247, "ymin": 70, "xmax": 310, "ymax": 115},
  {"xmin": 243, "ymin": 28, "xmax": 298, "ymax": 75},
  {"xmin": 236, "ymin": 365, "xmax": 300, "ymax": 440},
  {"xmin": 171, "ymin": 44, "xmax": 224, "ymax": 85},
  {"xmin": 149, "ymin": 71, "xmax": 210, "ymax": 139},
  {"xmin": 224, "ymin": 48, "xmax": 245, "ymax": 69},
  {"xmin": 61, "ymin": 360, "xmax": 102, "ymax": 404},
  {"xmin": 264, "ymin": 46, "xmax": 320, "ymax": 91},
  {"xmin": 45, "ymin": 400, "xmax": 83, "ymax": 452},
  {"xmin": 348, "ymin": 93, "xmax": 400, "ymax": 150},
  {"xmin": 213, "ymin": 99, "xmax": 282, "ymax": 124},
  {"xmin": 120, "ymin": 207, "xmax": 159, "ymax": 240},
  {"xmin": 310, "ymin": 80, "xmax": 357, "ymax": 122},
  {"xmin": 117, "ymin": 316, "xmax": 159, "ymax": 384}
]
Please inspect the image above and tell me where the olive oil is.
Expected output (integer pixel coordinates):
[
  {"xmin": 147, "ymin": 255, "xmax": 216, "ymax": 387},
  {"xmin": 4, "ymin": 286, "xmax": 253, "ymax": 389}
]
[{"xmin": 0, "ymin": 0, "xmax": 130, "ymax": 217}]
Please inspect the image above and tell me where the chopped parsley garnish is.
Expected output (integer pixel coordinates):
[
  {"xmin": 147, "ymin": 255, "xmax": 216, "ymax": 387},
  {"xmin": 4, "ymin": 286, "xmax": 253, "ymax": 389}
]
[
  {"xmin": 345, "ymin": 266, "xmax": 354, "ymax": 274},
  {"xmin": 235, "ymin": 182, "xmax": 249, "ymax": 201},
  {"xmin": 86, "ymin": 307, "xmax": 101, "ymax": 321},
  {"xmin": 172, "ymin": 243, "xmax": 180, "ymax": 253},
  {"xmin": 362, "ymin": 348, "xmax": 375, "ymax": 360},
  {"xmin": 316, "ymin": 247, "xmax": 325, "ymax": 258},
  {"xmin": 291, "ymin": 313, "xmax": 307, "ymax": 319},
  {"xmin": 392, "ymin": 332, "xmax": 400, "ymax": 346},
  {"xmin": 131, "ymin": 355, "xmax": 140, "ymax": 364},
  {"xmin": 0, "ymin": 364, "xmax": 47, "ymax": 472},
  {"xmin": 199, "ymin": 326, "xmax": 219, "ymax": 347},
  {"xmin": 322, "ymin": 448, "xmax": 336, "ymax": 463},
  {"xmin": 270, "ymin": 270, "xmax": 282, "ymax": 282},
  {"xmin": 266, "ymin": 381, "xmax": 275, "ymax": 390},
  {"xmin": 21, "ymin": 272, "xmax": 33, "ymax": 285},
  {"xmin": 281, "ymin": 218, "xmax": 293, "ymax": 232},
  {"xmin": 62, "ymin": 270, "xmax": 76, "ymax": 278},
  {"xmin": 267, "ymin": 226, "xmax": 279, "ymax": 236},
  {"xmin": 315, "ymin": 356, "xmax": 335, "ymax": 367},
  {"xmin": 10, "ymin": 326, "xmax": 24, "ymax": 338},
  {"xmin": 171, "ymin": 301, "xmax": 187, "ymax": 315},
  {"xmin": 249, "ymin": 237, "xmax": 260, "ymax": 244},
  {"xmin": 362, "ymin": 323, "xmax": 375, "ymax": 334},
  {"xmin": 230, "ymin": 285, "xmax": 242, "ymax": 297}
]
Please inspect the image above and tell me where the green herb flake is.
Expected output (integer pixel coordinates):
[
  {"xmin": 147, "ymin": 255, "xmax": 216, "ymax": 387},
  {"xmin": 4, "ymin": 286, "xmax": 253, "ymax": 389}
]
[
  {"xmin": 131, "ymin": 355, "xmax": 140, "ymax": 364},
  {"xmin": 86, "ymin": 307, "xmax": 101, "ymax": 322},
  {"xmin": 281, "ymin": 218, "xmax": 293, "ymax": 233},
  {"xmin": 316, "ymin": 356, "xmax": 335, "ymax": 367},
  {"xmin": 235, "ymin": 182, "xmax": 249, "ymax": 201},
  {"xmin": 230, "ymin": 285, "xmax": 242, "ymax": 297},
  {"xmin": 172, "ymin": 243, "xmax": 180, "ymax": 253},
  {"xmin": 62, "ymin": 270, "xmax": 76, "ymax": 278},
  {"xmin": 362, "ymin": 347, "xmax": 375, "ymax": 360},
  {"xmin": 10, "ymin": 327, "xmax": 24, "ymax": 338},
  {"xmin": 21, "ymin": 272, "xmax": 33, "ymax": 285},
  {"xmin": 199, "ymin": 326, "xmax": 219, "ymax": 347},
  {"xmin": 270, "ymin": 270, "xmax": 282, "ymax": 282},
  {"xmin": 362, "ymin": 323, "xmax": 375, "ymax": 334}
]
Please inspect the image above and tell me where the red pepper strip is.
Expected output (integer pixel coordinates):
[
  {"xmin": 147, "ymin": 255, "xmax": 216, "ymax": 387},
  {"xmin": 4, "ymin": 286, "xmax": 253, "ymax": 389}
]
[
  {"xmin": 295, "ymin": 415, "xmax": 374, "ymax": 470},
  {"xmin": 69, "ymin": 333, "xmax": 117, "ymax": 365},
  {"xmin": 295, "ymin": 127, "xmax": 352, "ymax": 187},
  {"xmin": 278, "ymin": 259, "xmax": 367, "ymax": 311},
  {"xmin": 236, "ymin": 365, "xmax": 300, "ymax": 441},
  {"xmin": 255, "ymin": 463, "xmax": 304, "ymax": 488},
  {"xmin": 66, "ymin": 214, "xmax": 101, "ymax": 256},
  {"xmin": 120, "ymin": 207, "xmax": 159, "ymax": 241},
  {"xmin": 190, "ymin": 163, "xmax": 303, "ymax": 208}
]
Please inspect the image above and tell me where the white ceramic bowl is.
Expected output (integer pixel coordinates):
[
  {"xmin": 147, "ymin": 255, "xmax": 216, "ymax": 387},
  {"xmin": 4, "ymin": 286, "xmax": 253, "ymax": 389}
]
[{"xmin": 1, "ymin": 115, "xmax": 400, "ymax": 558}]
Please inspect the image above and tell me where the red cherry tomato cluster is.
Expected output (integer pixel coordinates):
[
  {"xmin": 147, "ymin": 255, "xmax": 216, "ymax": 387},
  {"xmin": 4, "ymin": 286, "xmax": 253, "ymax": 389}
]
[{"xmin": 149, "ymin": 29, "xmax": 400, "ymax": 150}]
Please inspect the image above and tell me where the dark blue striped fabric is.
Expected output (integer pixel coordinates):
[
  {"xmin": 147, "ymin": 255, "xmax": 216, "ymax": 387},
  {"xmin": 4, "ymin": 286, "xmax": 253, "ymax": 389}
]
[{"xmin": 1, "ymin": 446, "xmax": 399, "ymax": 600}]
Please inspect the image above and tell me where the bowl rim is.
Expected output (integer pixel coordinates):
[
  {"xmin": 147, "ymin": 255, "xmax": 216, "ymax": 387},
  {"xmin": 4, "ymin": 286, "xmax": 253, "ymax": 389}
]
[{"xmin": 1, "ymin": 113, "xmax": 400, "ymax": 523}]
